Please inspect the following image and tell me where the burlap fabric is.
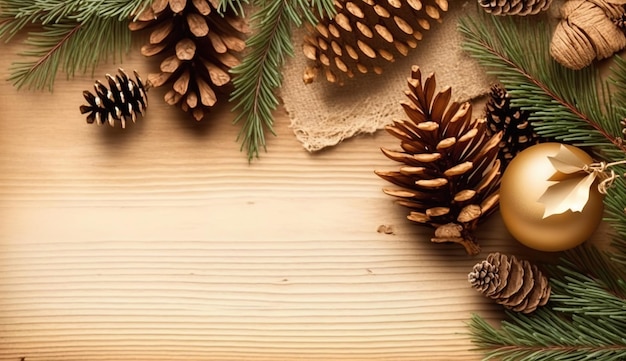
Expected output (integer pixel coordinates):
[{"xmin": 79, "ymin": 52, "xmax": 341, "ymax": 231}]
[{"xmin": 280, "ymin": 2, "xmax": 493, "ymax": 152}]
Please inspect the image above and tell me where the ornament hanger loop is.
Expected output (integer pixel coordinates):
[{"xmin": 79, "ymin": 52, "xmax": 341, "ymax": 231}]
[{"xmin": 584, "ymin": 160, "xmax": 626, "ymax": 194}]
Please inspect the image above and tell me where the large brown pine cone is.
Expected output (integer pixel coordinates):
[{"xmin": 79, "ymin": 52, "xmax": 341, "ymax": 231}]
[
  {"xmin": 129, "ymin": 0, "xmax": 247, "ymax": 121},
  {"xmin": 303, "ymin": 0, "xmax": 449, "ymax": 84},
  {"xmin": 375, "ymin": 66, "xmax": 502, "ymax": 256}
]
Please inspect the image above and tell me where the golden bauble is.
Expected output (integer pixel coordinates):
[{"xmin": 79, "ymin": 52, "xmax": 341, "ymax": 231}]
[{"xmin": 500, "ymin": 143, "xmax": 604, "ymax": 252}]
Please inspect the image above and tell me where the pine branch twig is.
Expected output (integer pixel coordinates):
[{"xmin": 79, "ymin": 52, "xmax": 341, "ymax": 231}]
[
  {"xmin": 458, "ymin": 15, "xmax": 626, "ymax": 157},
  {"xmin": 220, "ymin": 0, "xmax": 335, "ymax": 160},
  {"xmin": 0, "ymin": 0, "xmax": 151, "ymax": 90}
]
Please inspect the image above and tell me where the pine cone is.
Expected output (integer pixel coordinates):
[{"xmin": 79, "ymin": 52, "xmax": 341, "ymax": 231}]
[
  {"xmin": 129, "ymin": 0, "xmax": 247, "ymax": 121},
  {"xmin": 468, "ymin": 252, "xmax": 551, "ymax": 314},
  {"xmin": 302, "ymin": 0, "xmax": 449, "ymax": 85},
  {"xmin": 375, "ymin": 66, "xmax": 502, "ymax": 255},
  {"xmin": 485, "ymin": 84, "xmax": 539, "ymax": 168},
  {"xmin": 478, "ymin": 0, "xmax": 552, "ymax": 15},
  {"xmin": 80, "ymin": 69, "xmax": 148, "ymax": 128}
]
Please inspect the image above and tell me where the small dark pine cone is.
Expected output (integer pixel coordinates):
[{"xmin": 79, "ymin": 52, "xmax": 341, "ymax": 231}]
[
  {"xmin": 80, "ymin": 69, "xmax": 148, "ymax": 128},
  {"xmin": 615, "ymin": 13, "xmax": 626, "ymax": 31},
  {"xmin": 485, "ymin": 84, "xmax": 538, "ymax": 168},
  {"xmin": 478, "ymin": 0, "xmax": 552, "ymax": 15},
  {"xmin": 469, "ymin": 252, "xmax": 551, "ymax": 314}
]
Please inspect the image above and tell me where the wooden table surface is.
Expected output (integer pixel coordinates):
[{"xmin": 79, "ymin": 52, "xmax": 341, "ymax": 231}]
[{"xmin": 0, "ymin": 35, "xmax": 579, "ymax": 361}]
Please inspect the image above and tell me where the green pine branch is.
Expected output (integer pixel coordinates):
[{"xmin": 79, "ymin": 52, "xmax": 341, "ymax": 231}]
[
  {"xmin": 0, "ymin": 0, "xmax": 151, "ymax": 90},
  {"xmin": 8, "ymin": 18, "xmax": 131, "ymax": 91},
  {"xmin": 459, "ymin": 12, "xmax": 626, "ymax": 361},
  {"xmin": 219, "ymin": 0, "xmax": 335, "ymax": 160},
  {"xmin": 469, "ymin": 247, "xmax": 626, "ymax": 361},
  {"xmin": 458, "ymin": 15, "xmax": 625, "ymax": 160}
]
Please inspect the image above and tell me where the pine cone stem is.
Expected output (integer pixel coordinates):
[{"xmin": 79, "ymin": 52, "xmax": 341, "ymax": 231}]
[{"xmin": 431, "ymin": 223, "xmax": 481, "ymax": 255}]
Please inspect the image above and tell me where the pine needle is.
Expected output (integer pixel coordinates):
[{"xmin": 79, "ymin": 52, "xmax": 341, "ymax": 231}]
[
  {"xmin": 0, "ymin": 0, "xmax": 151, "ymax": 90},
  {"xmin": 457, "ymin": 14, "xmax": 626, "ymax": 159},
  {"xmin": 458, "ymin": 13, "xmax": 626, "ymax": 261},
  {"xmin": 222, "ymin": 0, "xmax": 335, "ymax": 160},
  {"xmin": 9, "ymin": 18, "xmax": 131, "ymax": 91}
]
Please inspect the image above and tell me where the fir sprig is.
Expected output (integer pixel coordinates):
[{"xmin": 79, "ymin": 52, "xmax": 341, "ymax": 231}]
[
  {"xmin": 0, "ymin": 0, "xmax": 151, "ymax": 90},
  {"xmin": 459, "ymin": 12, "xmax": 626, "ymax": 361},
  {"xmin": 458, "ymin": 15, "xmax": 626, "ymax": 159},
  {"xmin": 8, "ymin": 18, "xmax": 131, "ymax": 91},
  {"xmin": 219, "ymin": 0, "xmax": 335, "ymax": 160}
]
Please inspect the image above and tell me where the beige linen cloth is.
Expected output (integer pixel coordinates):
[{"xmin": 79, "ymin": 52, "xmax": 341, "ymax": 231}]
[{"xmin": 280, "ymin": 1, "xmax": 493, "ymax": 152}]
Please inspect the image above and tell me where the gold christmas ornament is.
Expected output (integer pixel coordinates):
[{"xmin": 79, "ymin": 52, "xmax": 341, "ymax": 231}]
[{"xmin": 500, "ymin": 143, "xmax": 605, "ymax": 252}]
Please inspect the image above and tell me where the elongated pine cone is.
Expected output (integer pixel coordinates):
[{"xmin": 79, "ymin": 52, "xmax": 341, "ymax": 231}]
[
  {"xmin": 550, "ymin": 0, "xmax": 626, "ymax": 69},
  {"xmin": 469, "ymin": 252, "xmax": 551, "ymax": 313},
  {"xmin": 478, "ymin": 0, "xmax": 552, "ymax": 15},
  {"xmin": 80, "ymin": 69, "xmax": 148, "ymax": 128},
  {"xmin": 302, "ymin": 0, "xmax": 449, "ymax": 85},
  {"xmin": 375, "ymin": 66, "xmax": 502, "ymax": 255},
  {"xmin": 129, "ymin": 0, "xmax": 247, "ymax": 120},
  {"xmin": 485, "ymin": 84, "xmax": 539, "ymax": 168}
]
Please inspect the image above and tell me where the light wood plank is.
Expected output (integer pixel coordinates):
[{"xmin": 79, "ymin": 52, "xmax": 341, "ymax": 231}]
[{"xmin": 0, "ymin": 34, "xmax": 595, "ymax": 361}]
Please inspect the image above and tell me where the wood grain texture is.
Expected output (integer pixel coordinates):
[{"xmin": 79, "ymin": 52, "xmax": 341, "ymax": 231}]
[{"xmin": 0, "ymin": 36, "xmax": 600, "ymax": 361}]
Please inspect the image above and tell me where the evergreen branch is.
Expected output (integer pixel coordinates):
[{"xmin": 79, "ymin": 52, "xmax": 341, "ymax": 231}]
[
  {"xmin": 469, "ymin": 249, "xmax": 626, "ymax": 361},
  {"xmin": 0, "ymin": 0, "xmax": 150, "ymax": 40},
  {"xmin": 227, "ymin": 0, "xmax": 334, "ymax": 160},
  {"xmin": 457, "ymin": 15, "xmax": 626, "ymax": 160},
  {"xmin": 9, "ymin": 17, "xmax": 132, "ymax": 91},
  {"xmin": 461, "ymin": 14, "xmax": 626, "ymax": 361}
]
